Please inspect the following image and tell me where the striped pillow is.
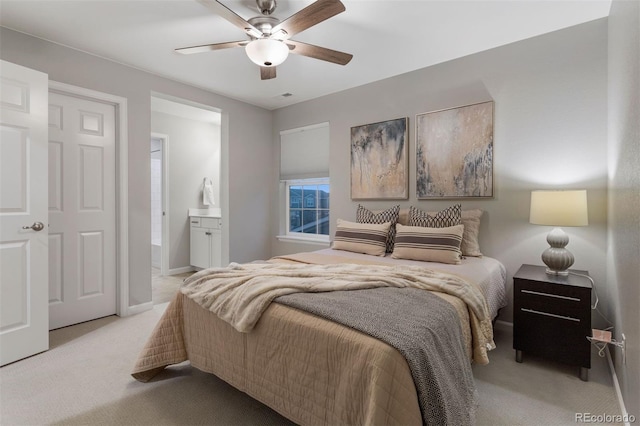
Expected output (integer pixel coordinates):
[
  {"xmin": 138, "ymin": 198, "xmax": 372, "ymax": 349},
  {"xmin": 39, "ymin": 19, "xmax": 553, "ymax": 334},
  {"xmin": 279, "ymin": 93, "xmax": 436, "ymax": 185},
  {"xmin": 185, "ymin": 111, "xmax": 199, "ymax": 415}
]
[
  {"xmin": 356, "ymin": 204, "xmax": 400, "ymax": 253},
  {"xmin": 425, "ymin": 208, "xmax": 484, "ymax": 257},
  {"xmin": 409, "ymin": 204, "xmax": 461, "ymax": 228},
  {"xmin": 333, "ymin": 219, "xmax": 391, "ymax": 256},
  {"xmin": 391, "ymin": 223, "xmax": 464, "ymax": 264}
]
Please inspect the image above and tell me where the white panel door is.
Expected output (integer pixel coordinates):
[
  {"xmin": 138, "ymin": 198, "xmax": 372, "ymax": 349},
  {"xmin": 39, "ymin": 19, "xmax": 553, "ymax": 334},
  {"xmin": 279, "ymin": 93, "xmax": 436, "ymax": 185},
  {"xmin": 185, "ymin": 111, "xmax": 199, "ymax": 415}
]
[
  {"xmin": 0, "ymin": 60, "xmax": 49, "ymax": 366},
  {"xmin": 48, "ymin": 91, "xmax": 116, "ymax": 330}
]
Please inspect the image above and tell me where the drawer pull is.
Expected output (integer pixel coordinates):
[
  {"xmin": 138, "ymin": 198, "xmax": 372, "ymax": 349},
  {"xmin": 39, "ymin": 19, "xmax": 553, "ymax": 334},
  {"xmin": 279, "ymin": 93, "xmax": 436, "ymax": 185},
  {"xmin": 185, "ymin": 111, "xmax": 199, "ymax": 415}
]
[
  {"xmin": 521, "ymin": 290, "xmax": 580, "ymax": 302},
  {"xmin": 521, "ymin": 308, "xmax": 580, "ymax": 322}
]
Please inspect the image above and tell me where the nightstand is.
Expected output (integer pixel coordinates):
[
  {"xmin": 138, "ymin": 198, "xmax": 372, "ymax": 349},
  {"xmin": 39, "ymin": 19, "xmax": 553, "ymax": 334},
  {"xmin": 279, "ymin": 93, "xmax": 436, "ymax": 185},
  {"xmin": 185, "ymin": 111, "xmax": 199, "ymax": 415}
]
[{"xmin": 513, "ymin": 264, "xmax": 592, "ymax": 381}]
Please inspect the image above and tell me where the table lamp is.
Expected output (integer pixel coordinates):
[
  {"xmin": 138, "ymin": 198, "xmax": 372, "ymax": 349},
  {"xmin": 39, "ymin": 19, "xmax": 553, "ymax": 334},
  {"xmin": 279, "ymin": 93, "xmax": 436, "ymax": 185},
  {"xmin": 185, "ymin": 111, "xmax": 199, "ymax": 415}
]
[{"xmin": 529, "ymin": 190, "xmax": 588, "ymax": 276}]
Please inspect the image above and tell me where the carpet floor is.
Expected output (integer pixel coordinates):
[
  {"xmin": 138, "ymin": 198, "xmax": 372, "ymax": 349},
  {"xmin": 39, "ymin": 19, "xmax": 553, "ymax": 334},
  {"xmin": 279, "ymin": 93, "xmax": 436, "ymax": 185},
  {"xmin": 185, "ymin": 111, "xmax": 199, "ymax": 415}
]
[
  {"xmin": 152, "ymin": 269, "xmax": 194, "ymax": 305},
  {"xmin": 0, "ymin": 303, "xmax": 622, "ymax": 425}
]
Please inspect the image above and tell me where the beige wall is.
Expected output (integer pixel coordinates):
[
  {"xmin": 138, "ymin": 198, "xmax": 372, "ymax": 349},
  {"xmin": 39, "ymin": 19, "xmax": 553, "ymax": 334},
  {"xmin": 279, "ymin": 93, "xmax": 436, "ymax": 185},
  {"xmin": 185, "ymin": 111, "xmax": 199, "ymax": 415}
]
[
  {"xmin": 607, "ymin": 0, "xmax": 640, "ymax": 418},
  {"xmin": 272, "ymin": 20, "xmax": 609, "ymax": 325}
]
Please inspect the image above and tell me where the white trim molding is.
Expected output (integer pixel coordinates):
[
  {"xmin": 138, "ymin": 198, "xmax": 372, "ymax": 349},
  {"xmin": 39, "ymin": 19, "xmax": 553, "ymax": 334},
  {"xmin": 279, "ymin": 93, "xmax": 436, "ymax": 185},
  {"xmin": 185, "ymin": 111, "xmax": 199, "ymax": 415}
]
[
  {"xmin": 126, "ymin": 302, "xmax": 153, "ymax": 316},
  {"xmin": 276, "ymin": 234, "xmax": 331, "ymax": 247},
  {"xmin": 282, "ymin": 177, "xmax": 331, "ymax": 243},
  {"xmin": 606, "ymin": 348, "xmax": 633, "ymax": 426},
  {"xmin": 151, "ymin": 132, "xmax": 170, "ymax": 277},
  {"xmin": 48, "ymin": 81, "xmax": 131, "ymax": 317},
  {"xmin": 168, "ymin": 266, "xmax": 195, "ymax": 276}
]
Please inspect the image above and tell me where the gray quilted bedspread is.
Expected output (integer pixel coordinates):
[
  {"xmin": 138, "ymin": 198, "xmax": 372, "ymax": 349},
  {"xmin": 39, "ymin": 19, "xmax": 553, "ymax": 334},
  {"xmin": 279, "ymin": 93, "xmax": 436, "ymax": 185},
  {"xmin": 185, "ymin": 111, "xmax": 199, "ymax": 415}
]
[{"xmin": 276, "ymin": 287, "xmax": 477, "ymax": 426}]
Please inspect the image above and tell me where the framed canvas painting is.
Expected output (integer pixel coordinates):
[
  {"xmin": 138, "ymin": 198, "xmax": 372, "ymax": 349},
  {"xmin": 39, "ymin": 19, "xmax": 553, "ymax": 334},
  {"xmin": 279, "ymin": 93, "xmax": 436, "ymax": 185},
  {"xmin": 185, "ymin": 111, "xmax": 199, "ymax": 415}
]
[
  {"xmin": 350, "ymin": 117, "xmax": 409, "ymax": 200},
  {"xmin": 416, "ymin": 101, "xmax": 494, "ymax": 199}
]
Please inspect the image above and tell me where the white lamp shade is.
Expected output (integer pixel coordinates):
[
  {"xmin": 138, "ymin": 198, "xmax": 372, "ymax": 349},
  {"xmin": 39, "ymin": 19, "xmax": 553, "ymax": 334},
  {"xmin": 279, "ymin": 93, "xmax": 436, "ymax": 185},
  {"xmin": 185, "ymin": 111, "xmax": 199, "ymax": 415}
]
[
  {"xmin": 529, "ymin": 190, "xmax": 588, "ymax": 227},
  {"xmin": 245, "ymin": 39, "xmax": 289, "ymax": 67}
]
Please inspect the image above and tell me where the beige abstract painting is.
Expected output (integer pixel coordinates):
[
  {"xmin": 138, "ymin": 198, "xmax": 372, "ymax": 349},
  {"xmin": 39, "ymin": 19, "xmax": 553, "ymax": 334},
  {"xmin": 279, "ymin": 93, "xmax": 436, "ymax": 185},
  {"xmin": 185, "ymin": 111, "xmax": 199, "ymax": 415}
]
[
  {"xmin": 416, "ymin": 101, "xmax": 494, "ymax": 198},
  {"xmin": 351, "ymin": 117, "xmax": 408, "ymax": 200}
]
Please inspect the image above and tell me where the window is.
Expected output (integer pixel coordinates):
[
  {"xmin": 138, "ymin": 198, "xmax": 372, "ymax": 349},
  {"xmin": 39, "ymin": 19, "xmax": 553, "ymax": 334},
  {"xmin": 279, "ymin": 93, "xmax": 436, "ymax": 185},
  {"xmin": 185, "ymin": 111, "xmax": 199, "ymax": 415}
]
[
  {"xmin": 285, "ymin": 178, "xmax": 330, "ymax": 241},
  {"xmin": 278, "ymin": 122, "xmax": 330, "ymax": 245}
]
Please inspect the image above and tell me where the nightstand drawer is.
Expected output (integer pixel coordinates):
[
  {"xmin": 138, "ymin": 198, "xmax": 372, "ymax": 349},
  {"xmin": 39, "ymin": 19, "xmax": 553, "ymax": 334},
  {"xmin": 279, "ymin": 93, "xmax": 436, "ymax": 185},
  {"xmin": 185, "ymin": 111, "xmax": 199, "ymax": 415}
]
[
  {"xmin": 515, "ymin": 279, "xmax": 590, "ymax": 320},
  {"xmin": 519, "ymin": 307, "xmax": 581, "ymax": 323},
  {"xmin": 516, "ymin": 279, "xmax": 590, "ymax": 300},
  {"xmin": 514, "ymin": 309, "xmax": 590, "ymax": 368}
]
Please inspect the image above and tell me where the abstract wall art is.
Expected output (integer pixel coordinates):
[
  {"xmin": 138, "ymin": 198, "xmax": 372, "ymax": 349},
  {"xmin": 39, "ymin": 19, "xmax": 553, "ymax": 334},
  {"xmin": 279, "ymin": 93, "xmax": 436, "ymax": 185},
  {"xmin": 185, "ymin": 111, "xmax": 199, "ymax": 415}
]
[
  {"xmin": 350, "ymin": 117, "xmax": 409, "ymax": 200},
  {"xmin": 416, "ymin": 101, "xmax": 494, "ymax": 199}
]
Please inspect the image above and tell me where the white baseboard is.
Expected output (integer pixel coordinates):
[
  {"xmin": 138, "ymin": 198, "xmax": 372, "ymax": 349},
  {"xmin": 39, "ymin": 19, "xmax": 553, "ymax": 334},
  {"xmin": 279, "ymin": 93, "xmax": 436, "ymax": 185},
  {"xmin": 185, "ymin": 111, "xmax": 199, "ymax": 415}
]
[
  {"xmin": 125, "ymin": 301, "xmax": 153, "ymax": 316},
  {"xmin": 605, "ymin": 347, "xmax": 632, "ymax": 426},
  {"xmin": 168, "ymin": 266, "xmax": 195, "ymax": 275}
]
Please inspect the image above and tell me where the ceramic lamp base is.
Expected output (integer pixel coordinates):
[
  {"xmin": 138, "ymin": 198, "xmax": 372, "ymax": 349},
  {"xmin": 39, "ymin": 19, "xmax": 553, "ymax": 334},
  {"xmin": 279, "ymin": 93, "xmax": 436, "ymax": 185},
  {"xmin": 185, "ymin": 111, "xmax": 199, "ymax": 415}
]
[{"xmin": 541, "ymin": 227, "xmax": 574, "ymax": 275}]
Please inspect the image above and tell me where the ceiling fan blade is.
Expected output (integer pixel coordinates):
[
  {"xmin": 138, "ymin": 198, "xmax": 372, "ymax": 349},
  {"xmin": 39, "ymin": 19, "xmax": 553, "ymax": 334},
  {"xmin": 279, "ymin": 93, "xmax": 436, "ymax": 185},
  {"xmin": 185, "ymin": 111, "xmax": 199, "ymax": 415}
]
[
  {"xmin": 286, "ymin": 40, "xmax": 352, "ymax": 65},
  {"xmin": 260, "ymin": 66, "xmax": 277, "ymax": 80},
  {"xmin": 175, "ymin": 40, "xmax": 247, "ymax": 55},
  {"xmin": 271, "ymin": 0, "xmax": 345, "ymax": 39},
  {"xmin": 197, "ymin": 0, "xmax": 261, "ymax": 37}
]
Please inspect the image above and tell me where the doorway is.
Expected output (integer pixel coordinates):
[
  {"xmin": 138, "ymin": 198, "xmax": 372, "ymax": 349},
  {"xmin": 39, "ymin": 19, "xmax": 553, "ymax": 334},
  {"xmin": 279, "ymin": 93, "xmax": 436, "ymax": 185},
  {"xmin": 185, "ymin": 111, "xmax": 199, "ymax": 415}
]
[
  {"xmin": 150, "ymin": 134, "xmax": 168, "ymax": 277},
  {"xmin": 149, "ymin": 94, "xmax": 221, "ymax": 304}
]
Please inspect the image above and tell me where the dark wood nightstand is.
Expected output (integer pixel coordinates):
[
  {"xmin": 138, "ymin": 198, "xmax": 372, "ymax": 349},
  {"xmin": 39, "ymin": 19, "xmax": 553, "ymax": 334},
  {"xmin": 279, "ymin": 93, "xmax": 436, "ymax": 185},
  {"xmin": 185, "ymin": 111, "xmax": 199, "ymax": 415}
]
[{"xmin": 513, "ymin": 264, "xmax": 592, "ymax": 381}]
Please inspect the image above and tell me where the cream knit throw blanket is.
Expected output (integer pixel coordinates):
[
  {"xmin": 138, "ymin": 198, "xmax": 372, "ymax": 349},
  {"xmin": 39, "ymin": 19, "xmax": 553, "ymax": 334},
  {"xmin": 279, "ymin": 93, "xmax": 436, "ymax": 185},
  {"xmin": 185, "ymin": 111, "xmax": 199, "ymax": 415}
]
[{"xmin": 181, "ymin": 262, "xmax": 495, "ymax": 363}]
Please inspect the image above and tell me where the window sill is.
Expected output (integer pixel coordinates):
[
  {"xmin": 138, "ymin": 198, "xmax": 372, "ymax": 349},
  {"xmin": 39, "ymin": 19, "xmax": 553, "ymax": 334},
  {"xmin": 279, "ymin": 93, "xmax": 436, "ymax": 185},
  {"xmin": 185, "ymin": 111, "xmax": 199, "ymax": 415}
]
[{"xmin": 276, "ymin": 235, "xmax": 330, "ymax": 247}]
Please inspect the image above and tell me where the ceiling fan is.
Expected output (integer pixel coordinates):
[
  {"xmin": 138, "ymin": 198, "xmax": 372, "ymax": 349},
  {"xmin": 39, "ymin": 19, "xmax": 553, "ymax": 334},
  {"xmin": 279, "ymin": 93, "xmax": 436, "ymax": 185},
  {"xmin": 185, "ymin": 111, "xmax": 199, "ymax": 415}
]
[{"xmin": 176, "ymin": 0, "xmax": 353, "ymax": 80}]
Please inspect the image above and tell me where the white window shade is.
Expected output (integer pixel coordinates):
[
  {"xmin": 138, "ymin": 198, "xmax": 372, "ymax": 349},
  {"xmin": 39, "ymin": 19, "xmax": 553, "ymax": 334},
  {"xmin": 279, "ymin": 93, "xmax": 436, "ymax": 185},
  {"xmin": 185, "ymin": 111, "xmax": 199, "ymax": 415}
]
[{"xmin": 280, "ymin": 122, "xmax": 329, "ymax": 180}]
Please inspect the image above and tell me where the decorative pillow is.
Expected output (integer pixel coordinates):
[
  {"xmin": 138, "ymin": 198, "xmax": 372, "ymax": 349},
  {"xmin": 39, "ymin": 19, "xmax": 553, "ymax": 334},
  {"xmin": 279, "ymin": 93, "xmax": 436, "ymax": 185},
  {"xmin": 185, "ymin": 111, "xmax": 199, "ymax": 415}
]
[
  {"xmin": 409, "ymin": 204, "xmax": 462, "ymax": 228},
  {"xmin": 415, "ymin": 207, "xmax": 483, "ymax": 257},
  {"xmin": 332, "ymin": 219, "xmax": 391, "ymax": 256},
  {"xmin": 397, "ymin": 208, "xmax": 410, "ymax": 226},
  {"xmin": 460, "ymin": 209, "xmax": 483, "ymax": 257},
  {"xmin": 391, "ymin": 224, "xmax": 464, "ymax": 264},
  {"xmin": 356, "ymin": 204, "xmax": 400, "ymax": 253}
]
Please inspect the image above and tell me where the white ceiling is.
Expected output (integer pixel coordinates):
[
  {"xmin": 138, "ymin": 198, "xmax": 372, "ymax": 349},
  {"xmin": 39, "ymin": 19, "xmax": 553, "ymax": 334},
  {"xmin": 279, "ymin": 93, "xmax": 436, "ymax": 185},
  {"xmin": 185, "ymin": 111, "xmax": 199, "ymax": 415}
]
[{"xmin": 0, "ymin": 0, "xmax": 611, "ymax": 110}]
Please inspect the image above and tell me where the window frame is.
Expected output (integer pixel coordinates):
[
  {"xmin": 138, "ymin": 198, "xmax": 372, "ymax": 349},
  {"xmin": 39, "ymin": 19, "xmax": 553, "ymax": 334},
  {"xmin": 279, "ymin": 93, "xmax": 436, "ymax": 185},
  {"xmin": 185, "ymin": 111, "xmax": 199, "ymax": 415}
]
[{"xmin": 282, "ymin": 177, "xmax": 330, "ymax": 244}]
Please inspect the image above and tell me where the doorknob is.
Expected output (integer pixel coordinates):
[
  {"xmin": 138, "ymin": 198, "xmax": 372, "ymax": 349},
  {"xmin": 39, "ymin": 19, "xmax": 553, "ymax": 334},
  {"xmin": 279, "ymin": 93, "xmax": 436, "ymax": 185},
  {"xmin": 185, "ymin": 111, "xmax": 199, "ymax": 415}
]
[{"xmin": 22, "ymin": 222, "xmax": 45, "ymax": 231}]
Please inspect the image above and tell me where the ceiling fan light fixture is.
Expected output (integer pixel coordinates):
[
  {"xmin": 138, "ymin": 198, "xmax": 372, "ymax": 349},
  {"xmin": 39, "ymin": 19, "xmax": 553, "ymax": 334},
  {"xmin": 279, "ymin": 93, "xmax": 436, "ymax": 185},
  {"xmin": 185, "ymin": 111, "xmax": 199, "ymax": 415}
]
[{"xmin": 246, "ymin": 38, "xmax": 289, "ymax": 67}]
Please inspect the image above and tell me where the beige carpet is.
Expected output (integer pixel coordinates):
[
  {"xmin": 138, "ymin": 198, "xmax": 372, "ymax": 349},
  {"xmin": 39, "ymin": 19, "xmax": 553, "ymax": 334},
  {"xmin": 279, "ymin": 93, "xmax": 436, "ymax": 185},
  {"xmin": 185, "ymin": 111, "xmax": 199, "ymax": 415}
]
[
  {"xmin": 0, "ymin": 303, "xmax": 622, "ymax": 425},
  {"xmin": 152, "ymin": 269, "xmax": 194, "ymax": 305},
  {"xmin": 474, "ymin": 324, "xmax": 622, "ymax": 425}
]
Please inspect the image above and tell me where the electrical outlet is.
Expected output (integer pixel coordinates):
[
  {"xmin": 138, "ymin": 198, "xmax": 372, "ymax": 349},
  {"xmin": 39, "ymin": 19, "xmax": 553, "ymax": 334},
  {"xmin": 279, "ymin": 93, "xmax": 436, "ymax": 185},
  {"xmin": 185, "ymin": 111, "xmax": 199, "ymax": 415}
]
[{"xmin": 592, "ymin": 329, "xmax": 612, "ymax": 343}]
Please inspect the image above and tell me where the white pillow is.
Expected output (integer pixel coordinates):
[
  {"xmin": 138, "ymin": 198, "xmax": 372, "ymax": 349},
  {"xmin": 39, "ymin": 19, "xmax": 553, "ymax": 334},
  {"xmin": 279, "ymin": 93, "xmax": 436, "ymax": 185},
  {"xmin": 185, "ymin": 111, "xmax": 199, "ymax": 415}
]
[{"xmin": 459, "ymin": 209, "xmax": 483, "ymax": 257}]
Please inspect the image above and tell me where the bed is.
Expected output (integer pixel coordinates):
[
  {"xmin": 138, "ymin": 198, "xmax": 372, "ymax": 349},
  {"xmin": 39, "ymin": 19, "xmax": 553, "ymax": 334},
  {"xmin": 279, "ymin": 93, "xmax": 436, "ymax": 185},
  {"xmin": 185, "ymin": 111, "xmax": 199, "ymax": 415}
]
[{"xmin": 132, "ymin": 206, "xmax": 506, "ymax": 425}]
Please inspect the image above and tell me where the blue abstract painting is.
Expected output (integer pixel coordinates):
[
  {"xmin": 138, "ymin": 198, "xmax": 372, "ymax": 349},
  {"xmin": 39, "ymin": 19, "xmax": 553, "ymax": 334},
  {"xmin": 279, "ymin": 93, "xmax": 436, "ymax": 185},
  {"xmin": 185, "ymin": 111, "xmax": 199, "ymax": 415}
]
[{"xmin": 351, "ymin": 117, "xmax": 408, "ymax": 200}]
